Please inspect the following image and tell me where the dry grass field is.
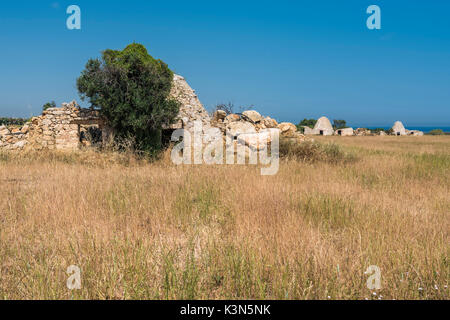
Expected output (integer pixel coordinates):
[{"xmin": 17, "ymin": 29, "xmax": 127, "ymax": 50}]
[{"xmin": 0, "ymin": 136, "xmax": 448, "ymax": 300}]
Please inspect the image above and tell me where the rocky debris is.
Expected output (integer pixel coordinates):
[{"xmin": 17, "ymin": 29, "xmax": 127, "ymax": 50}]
[
  {"xmin": 226, "ymin": 121, "xmax": 257, "ymax": 137},
  {"xmin": 263, "ymin": 117, "xmax": 278, "ymax": 128},
  {"xmin": 406, "ymin": 130, "xmax": 424, "ymax": 136},
  {"xmin": 225, "ymin": 114, "xmax": 240, "ymax": 123},
  {"xmin": 236, "ymin": 130, "xmax": 274, "ymax": 152},
  {"xmin": 276, "ymin": 122, "xmax": 307, "ymax": 143},
  {"xmin": 242, "ymin": 110, "xmax": 263, "ymax": 123},
  {"xmin": 20, "ymin": 125, "xmax": 29, "ymax": 134},
  {"xmin": 278, "ymin": 122, "xmax": 297, "ymax": 137},
  {"xmin": 213, "ymin": 110, "xmax": 227, "ymax": 121},
  {"xmin": 0, "ymin": 125, "xmax": 10, "ymax": 136},
  {"xmin": 354, "ymin": 128, "xmax": 372, "ymax": 136},
  {"xmin": 378, "ymin": 131, "xmax": 387, "ymax": 136}
]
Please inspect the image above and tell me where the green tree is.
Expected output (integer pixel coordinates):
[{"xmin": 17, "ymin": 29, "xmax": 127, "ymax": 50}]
[
  {"xmin": 42, "ymin": 101, "xmax": 56, "ymax": 111},
  {"xmin": 296, "ymin": 118, "xmax": 317, "ymax": 133},
  {"xmin": 333, "ymin": 119, "xmax": 347, "ymax": 130},
  {"xmin": 77, "ymin": 43, "xmax": 180, "ymax": 153}
]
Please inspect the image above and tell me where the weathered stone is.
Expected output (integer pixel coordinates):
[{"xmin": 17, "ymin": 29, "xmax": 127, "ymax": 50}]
[
  {"xmin": 20, "ymin": 125, "xmax": 29, "ymax": 134},
  {"xmin": 224, "ymin": 114, "xmax": 241, "ymax": 123},
  {"xmin": 0, "ymin": 127, "xmax": 10, "ymax": 136},
  {"xmin": 354, "ymin": 128, "xmax": 372, "ymax": 136},
  {"xmin": 242, "ymin": 110, "xmax": 263, "ymax": 123},
  {"xmin": 226, "ymin": 121, "xmax": 257, "ymax": 137},
  {"xmin": 278, "ymin": 122, "xmax": 297, "ymax": 137},
  {"xmin": 13, "ymin": 141, "xmax": 26, "ymax": 149},
  {"xmin": 213, "ymin": 110, "xmax": 227, "ymax": 121},
  {"xmin": 263, "ymin": 117, "xmax": 278, "ymax": 128}
]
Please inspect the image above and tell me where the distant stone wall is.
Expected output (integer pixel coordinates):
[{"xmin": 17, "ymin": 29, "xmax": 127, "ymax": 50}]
[{"xmin": 0, "ymin": 101, "xmax": 103, "ymax": 151}]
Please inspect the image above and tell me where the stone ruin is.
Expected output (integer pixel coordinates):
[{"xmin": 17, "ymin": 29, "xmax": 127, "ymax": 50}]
[
  {"xmin": 0, "ymin": 75, "xmax": 427, "ymax": 152},
  {"xmin": 0, "ymin": 74, "xmax": 213, "ymax": 152},
  {"xmin": 165, "ymin": 74, "xmax": 211, "ymax": 132},
  {"xmin": 303, "ymin": 116, "xmax": 335, "ymax": 136},
  {"xmin": 0, "ymin": 73, "xmax": 309, "ymax": 152},
  {"xmin": 0, "ymin": 101, "xmax": 105, "ymax": 151},
  {"xmin": 391, "ymin": 121, "xmax": 424, "ymax": 136},
  {"xmin": 392, "ymin": 121, "xmax": 407, "ymax": 136},
  {"xmin": 299, "ymin": 117, "xmax": 424, "ymax": 137}
]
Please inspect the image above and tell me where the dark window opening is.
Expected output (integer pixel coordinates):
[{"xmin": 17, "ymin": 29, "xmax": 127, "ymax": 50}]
[
  {"xmin": 80, "ymin": 126, "xmax": 102, "ymax": 146},
  {"xmin": 162, "ymin": 129, "xmax": 177, "ymax": 148}
]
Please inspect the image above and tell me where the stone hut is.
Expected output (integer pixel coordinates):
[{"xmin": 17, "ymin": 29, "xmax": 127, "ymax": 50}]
[
  {"xmin": 391, "ymin": 121, "xmax": 423, "ymax": 136},
  {"xmin": 391, "ymin": 121, "xmax": 407, "ymax": 136},
  {"xmin": 0, "ymin": 73, "xmax": 310, "ymax": 152},
  {"xmin": 0, "ymin": 74, "xmax": 212, "ymax": 151},
  {"xmin": 406, "ymin": 130, "xmax": 424, "ymax": 136},
  {"xmin": 335, "ymin": 127, "xmax": 354, "ymax": 136},
  {"xmin": 165, "ymin": 74, "xmax": 211, "ymax": 132},
  {"xmin": 304, "ymin": 116, "xmax": 334, "ymax": 135}
]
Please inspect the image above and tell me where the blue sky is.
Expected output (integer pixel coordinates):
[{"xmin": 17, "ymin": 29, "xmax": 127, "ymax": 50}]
[{"xmin": 0, "ymin": 0, "xmax": 449, "ymax": 127}]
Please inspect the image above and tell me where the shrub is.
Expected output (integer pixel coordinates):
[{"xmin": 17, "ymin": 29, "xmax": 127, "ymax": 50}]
[
  {"xmin": 213, "ymin": 102, "xmax": 234, "ymax": 115},
  {"xmin": 0, "ymin": 117, "xmax": 28, "ymax": 126},
  {"xmin": 279, "ymin": 138, "xmax": 357, "ymax": 164},
  {"xmin": 77, "ymin": 43, "xmax": 180, "ymax": 153},
  {"xmin": 296, "ymin": 119, "xmax": 317, "ymax": 133},
  {"xmin": 428, "ymin": 129, "xmax": 445, "ymax": 136},
  {"xmin": 42, "ymin": 101, "xmax": 56, "ymax": 111},
  {"xmin": 372, "ymin": 128, "xmax": 386, "ymax": 134}
]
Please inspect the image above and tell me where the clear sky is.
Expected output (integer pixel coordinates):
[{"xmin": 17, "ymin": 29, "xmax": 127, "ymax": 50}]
[{"xmin": 1, "ymin": 0, "xmax": 449, "ymax": 127}]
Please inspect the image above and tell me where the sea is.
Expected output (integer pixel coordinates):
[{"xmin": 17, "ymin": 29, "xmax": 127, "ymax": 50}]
[{"xmin": 364, "ymin": 126, "xmax": 450, "ymax": 133}]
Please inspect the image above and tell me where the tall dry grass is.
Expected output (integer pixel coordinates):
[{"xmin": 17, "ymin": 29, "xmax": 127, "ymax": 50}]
[{"xmin": 0, "ymin": 136, "xmax": 448, "ymax": 300}]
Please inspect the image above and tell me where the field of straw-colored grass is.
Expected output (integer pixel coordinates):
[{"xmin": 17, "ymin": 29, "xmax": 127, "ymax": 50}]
[{"xmin": 0, "ymin": 136, "xmax": 448, "ymax": 300}]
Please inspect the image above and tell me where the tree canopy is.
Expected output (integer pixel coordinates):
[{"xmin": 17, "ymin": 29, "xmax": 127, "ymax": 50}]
[
  {"xmin": 296, "ymin": 118, "xmax": 317, "ymax": 133},
  {"xmin": 77, "ymin": 43, "xmax": 180, "ymax": 152},
  {"xmin": 333, "ymin": 119, "xmax": 347, "ymax": 130},
  {"xmin": 42, "ymin": 101, "xmax": 56, "ymax": 111}
]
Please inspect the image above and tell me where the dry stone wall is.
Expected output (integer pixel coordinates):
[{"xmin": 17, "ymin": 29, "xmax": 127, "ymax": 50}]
[
  {"xmin": 0, "ymin": 101, "xmax": 103, "ymax": 151},
  {"xmin": 167, "ymin": 74, "xmax": 211, "ymax": 131}
]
